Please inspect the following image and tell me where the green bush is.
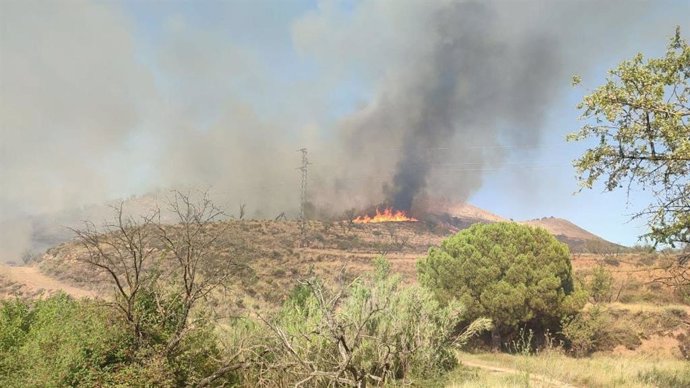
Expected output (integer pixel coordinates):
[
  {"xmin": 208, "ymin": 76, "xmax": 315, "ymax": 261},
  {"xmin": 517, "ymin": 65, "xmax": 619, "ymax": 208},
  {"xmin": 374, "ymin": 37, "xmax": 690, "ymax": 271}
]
[
  {"xmin": 417, "ymin": 222, "xmax": 584, "ymax": 348},
  {"xmin": 588, "ymin": 265, "xmax": 614, "ymax": 303},
  {"xmin": 561, "ymin": 306, "xmax": 642, "ymax": 357},
  {"xmin": 0, "ymin": 294, "xmax": 131, "ymax": 387},
  {"xmin": 561, "ymin": 306, "xmax": 609, "ymax": 357},
  {"xmin": 253, "ymin": 258, "xmax": 491, "ymax": 386},
  {"xmin": 0, "ymin": 292, "xmax": 228, "ymax": 387}
]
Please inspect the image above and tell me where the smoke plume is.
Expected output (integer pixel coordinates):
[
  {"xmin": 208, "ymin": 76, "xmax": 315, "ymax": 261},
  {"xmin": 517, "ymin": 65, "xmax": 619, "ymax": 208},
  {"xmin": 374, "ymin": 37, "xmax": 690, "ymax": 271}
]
[{"xmin": 343, "ymin": 2, "xmax": 561, "ymax": 211}]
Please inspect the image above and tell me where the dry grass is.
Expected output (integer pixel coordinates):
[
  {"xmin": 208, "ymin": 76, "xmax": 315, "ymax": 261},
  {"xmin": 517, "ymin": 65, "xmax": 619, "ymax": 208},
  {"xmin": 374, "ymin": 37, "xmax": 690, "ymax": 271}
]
[{"xmin": 452, "ymin": 351, "xmax": 690, "ymax": 388}]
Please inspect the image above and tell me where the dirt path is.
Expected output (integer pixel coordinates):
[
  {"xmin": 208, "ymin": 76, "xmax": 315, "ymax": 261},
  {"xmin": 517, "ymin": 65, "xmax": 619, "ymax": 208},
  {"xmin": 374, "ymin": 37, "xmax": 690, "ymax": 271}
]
[
  {"xmin": 298, "ymin": 247, "xmax": 423, "ymax": 259},
  {"xmin": 460, "ymin": 359, "xmax": 579, "ymax": 388},
  {"xmin": 0, "ymin": 264, "xmax": 98, "ymax": 298}
]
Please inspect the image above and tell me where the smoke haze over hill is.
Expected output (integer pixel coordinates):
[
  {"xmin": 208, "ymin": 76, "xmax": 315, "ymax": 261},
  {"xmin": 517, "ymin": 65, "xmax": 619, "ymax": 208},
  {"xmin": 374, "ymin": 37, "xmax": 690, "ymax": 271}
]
[{"xmin": 1, "ymin": 0, "xmax": 689, "ymax": 261}]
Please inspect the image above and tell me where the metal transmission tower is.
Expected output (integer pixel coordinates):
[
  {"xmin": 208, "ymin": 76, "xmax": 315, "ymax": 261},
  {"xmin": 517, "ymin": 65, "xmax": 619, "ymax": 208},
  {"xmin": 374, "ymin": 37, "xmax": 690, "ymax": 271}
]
[{"xmin": 297, "ymin": 148, "xmax": 310, "ymax": 245}]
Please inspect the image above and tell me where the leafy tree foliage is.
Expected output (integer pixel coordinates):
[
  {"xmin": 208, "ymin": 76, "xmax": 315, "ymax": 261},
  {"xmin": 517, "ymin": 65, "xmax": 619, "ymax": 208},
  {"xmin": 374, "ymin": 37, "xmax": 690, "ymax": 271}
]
[
  {"xmin": 568, "ymin": 27, "xmax": 690, "ymax": 247},
  {"xmin": 417, "ymin": 222, "xmax": 585, "ymax": 348}
]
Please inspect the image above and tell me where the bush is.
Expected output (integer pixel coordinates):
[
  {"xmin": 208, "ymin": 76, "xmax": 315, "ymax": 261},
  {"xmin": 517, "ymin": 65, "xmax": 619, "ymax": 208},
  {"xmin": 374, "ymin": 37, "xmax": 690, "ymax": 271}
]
[
  {"xmin": 0, "ymin": 294, "xmax": 131, "ymax": 387},
  {"xmin": 561, "ymin": 306, "xmax": 642, "ymax": 357},
  {"xmin": 253, "ymin": 258, "xmax": 492, "ymax": 386},
  {"xmin": 417, "ymin": 222, "xmax": 584, "ymax": 349},
  {"xmin": 588, "ymin": 265, "xmax": 614, "ymax": 303},
  {"xmin": 677, "ymin": 330, "xmax": 690, "ymax": 360},
  {"xmin": 561, "ymin": 306, "xmax": 610, "ymax": 357},
  {"xmin": 603, "ymin": 256, "xmax": 620, "ymax": 267},
  {"xmin": 0, "ymin": 292, "xmax": 228, "ymax": 387}
]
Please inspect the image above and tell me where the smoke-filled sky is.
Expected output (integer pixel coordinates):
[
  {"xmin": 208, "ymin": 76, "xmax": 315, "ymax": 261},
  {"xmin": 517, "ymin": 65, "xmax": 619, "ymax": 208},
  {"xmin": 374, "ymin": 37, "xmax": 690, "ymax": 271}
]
[{"xmin": 1, "ymin": 0, "xmax": 689, "ymax": 260}]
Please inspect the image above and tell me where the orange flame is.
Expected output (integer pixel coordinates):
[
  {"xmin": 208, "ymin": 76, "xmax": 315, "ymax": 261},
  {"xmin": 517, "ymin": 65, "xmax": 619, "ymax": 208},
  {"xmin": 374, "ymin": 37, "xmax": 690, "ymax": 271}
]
[{"xmin": 353, "ymin": 208, "xmax": 418, "ymax": 224}]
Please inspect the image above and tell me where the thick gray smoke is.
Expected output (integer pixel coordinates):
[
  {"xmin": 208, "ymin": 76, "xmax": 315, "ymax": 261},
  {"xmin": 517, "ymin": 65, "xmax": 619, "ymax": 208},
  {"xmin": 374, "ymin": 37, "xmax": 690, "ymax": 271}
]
[
  {"xmin": 1, "ymin": 0, "xmax": 688, "ymax": 261},
  {"xmin": 344, "ymin": 2, "xmax": 561, "ymax": 210}
]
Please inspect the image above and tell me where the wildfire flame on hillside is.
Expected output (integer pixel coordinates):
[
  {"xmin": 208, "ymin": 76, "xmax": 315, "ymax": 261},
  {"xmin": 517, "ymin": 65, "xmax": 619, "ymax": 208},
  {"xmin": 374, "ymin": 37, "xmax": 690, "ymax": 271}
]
[{"xmin": 353, "ymin": 208, "xmax": 418, "ymax": 224}]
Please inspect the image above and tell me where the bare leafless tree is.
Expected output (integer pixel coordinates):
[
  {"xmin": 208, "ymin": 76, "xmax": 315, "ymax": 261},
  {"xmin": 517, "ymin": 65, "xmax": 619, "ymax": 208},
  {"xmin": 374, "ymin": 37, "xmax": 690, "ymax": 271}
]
[
  {"xmin": 155, "ymin": 189, "xmax": 243, "ymax": 355},
  {"xmin": 71, "ymin": 203, "xmax": 159, "ymax": 342},
  {"xmin": 72, "ymin": 190, "xmax": 247, "ymax": 351}
]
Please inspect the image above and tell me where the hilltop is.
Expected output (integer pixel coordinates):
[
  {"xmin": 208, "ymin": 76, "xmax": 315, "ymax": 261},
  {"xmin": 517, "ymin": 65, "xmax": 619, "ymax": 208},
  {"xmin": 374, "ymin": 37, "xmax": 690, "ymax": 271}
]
[{"xmin": 522, "ymin": 216, "xmax": 626, "ymax": 253}]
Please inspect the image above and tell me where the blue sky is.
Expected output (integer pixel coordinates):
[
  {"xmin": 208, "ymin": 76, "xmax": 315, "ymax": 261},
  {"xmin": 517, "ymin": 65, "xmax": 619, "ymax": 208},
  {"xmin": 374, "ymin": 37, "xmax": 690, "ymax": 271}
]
[{"xmin": 2, "ymin": 0, "xmax": 689, "ymax": 249}]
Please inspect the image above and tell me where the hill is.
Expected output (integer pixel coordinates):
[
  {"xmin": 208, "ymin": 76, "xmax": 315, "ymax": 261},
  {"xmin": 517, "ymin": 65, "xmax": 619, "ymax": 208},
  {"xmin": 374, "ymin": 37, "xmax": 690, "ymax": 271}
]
[
  {"xmin": 522, "ymin": 216, "xmax": 627, "ymax": 253},
  {"xmin": 29, "ymin": 217, "xmax": 629, "ymax": 309}
]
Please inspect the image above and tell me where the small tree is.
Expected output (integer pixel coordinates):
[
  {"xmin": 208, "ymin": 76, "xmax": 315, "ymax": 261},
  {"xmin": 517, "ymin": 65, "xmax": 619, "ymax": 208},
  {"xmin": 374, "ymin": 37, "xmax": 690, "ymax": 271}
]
[
  {"xmin": 569, "ymin": 27, "xmax": 689, "ymax": 300},
  {"xmin": 417, "ymin": 222, "xmax": 584, "ymax": 349},
  {"xmin": 569, "ymin": 27, "xmax": 689, "ymax": 248},
  {"xmin": 71, "ymin": 203, "xmax": 159, "ymax": 343}
]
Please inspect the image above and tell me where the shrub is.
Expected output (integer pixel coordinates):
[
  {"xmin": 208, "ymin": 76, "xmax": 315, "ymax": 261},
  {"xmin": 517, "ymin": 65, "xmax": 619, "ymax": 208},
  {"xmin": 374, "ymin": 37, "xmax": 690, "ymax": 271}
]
[
  {"xmin": 561, "ymin": 306, "xmax": 610, "ymax": 357},
  {"xmin": 588, "ymin": 265, "xmax": 614, "ymax": 303},
  {"xmin": 603, "ymin": 256, "xmax": 620, "ymax": 267},
  {"xmin": 0, "ymin": 292, "xmax": 229, "ymax": 387},
  {"xmin": 677, "ymin": 330, "xmax": 690, "ymax": 360},
  {"xmin": 561, "ymin": 306, "xmax": 642, "ymax": 357},
  {"xmin": 638, "ymin": 254, "xmax": 657, "ymax": 266},
  {"xmin": 0, "ymin": 294, "xmax": 131, "ymax": 387},
  {"xmin": 255, "ymin": 258, "xmax": 492, "ymax": 386},
  {"xmin": 417, "ymin": 222, "xmax": 584, "ymax": 349}
]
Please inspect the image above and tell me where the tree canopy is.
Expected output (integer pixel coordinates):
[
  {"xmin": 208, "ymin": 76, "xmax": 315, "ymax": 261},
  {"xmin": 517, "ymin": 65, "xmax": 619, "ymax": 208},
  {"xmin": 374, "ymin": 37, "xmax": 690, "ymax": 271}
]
[
  {"xmin": 417, "ymin": 222, "xmax": 583, "ymax": 347},
  {"xmin": 568, "ymin": 27, "xmax": 690, "ymax": 247}
]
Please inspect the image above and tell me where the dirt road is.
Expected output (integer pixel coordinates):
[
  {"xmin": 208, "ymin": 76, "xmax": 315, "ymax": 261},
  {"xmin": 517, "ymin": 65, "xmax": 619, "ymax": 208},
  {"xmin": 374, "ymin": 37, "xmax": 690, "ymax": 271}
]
[
  {"xmin": 0, "ymin": 264, "xmax": 98, "ymax": 298},
  {"xmin": 460, "ymin": 359, "xmax": 579, "ymax": 388}
]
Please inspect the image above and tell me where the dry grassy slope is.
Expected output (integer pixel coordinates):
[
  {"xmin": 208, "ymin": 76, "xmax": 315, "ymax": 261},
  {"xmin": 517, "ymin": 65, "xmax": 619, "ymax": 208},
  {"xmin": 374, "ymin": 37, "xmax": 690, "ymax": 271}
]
[
  {"xmin": 424, "ymin": 200, "xmax": 507, "ymax": 223},
  {"xmin": 425, "ymin": 200, "xmax": 622, "ymax": 251},
  {"xmin": 0, "ymin": 264, "xmax": 97, "ymax": 299},
  {"xmin": 34, "ymin": 220, "xmax": 663, "ymax": 309},
  {"xmin": 35, "ymin": 220, "xmax": 446, "ymax": 312}
]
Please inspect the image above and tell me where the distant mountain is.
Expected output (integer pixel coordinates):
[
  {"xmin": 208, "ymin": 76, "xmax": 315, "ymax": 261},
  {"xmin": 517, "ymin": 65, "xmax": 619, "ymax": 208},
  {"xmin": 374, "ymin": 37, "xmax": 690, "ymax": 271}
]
[{"xmin": 521, "ymin": 216, "xmax": 627, "ymax": 253}]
